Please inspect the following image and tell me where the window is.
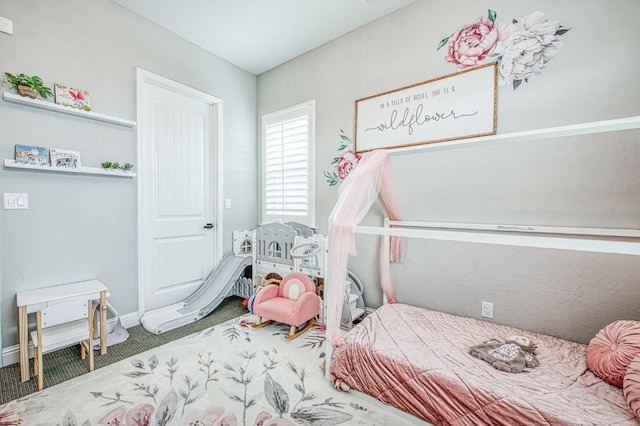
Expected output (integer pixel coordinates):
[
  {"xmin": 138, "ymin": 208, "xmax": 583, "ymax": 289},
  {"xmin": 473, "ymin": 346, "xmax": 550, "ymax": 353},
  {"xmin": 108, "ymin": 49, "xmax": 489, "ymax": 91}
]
[
  {"xmin": 268, "ymin": 241, "xmax": 282, "ymax": 259},
  {"xmin": 261, "ymin": 100, "xmax": 315, "ymax": 226},
  {"xmin": 240, "ymin": 239, "xmax": 252, "ymax": 254}
]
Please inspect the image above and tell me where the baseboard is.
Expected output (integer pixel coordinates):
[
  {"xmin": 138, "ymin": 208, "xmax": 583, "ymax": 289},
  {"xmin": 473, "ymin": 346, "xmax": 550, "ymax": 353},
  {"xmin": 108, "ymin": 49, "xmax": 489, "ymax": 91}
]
[
  {"xmin": 1, "ymin": 311, "xmax": 140, "ymax": 368},
  {"xmin": 118, "ymin": 310, "xmax": 141, "ymax": 329}
]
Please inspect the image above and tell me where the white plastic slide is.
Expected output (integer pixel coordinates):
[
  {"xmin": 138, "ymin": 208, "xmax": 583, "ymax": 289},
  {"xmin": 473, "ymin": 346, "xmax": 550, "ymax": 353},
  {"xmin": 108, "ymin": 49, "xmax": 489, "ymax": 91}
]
[{"xmin": 141, "ymin": 252, "xmax": 252, "ymax": 334}]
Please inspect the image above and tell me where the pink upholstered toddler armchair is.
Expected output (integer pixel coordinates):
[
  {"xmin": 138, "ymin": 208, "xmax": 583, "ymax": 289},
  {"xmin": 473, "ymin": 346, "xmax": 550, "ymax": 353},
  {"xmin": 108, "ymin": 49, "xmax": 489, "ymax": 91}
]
[{"xmin": 252, "ymin": 272, "xmax": 320, "ymax": 339}]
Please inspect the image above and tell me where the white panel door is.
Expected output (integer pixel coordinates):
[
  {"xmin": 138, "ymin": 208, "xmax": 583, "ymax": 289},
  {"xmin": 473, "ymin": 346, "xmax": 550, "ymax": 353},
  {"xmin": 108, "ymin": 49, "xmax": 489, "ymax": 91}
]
[{"xmin": 139, "ymin": 74, "xmax": 218, "ymax": 312}]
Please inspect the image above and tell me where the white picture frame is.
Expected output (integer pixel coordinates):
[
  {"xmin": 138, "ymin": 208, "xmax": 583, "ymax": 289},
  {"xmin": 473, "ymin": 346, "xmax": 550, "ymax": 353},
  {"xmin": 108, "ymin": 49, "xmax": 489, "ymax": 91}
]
[
  {"xmin": 50, "ymin": 148, "xmax": 82, "ymax": 169},
  {"xmin": 54, "ymin": 83, "xmax": 91, "ymax": 111}
]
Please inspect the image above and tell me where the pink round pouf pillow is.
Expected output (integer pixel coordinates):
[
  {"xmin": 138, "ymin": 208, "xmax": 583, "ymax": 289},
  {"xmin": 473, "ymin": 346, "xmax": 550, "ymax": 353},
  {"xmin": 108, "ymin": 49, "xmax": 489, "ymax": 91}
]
[
  {"xmin": 624, "ymin": 355, "xmax": 640, "ymax": 419},
  {"xmin": 586, "ymin": 320, "xmax": 640, "ymax": 387}
]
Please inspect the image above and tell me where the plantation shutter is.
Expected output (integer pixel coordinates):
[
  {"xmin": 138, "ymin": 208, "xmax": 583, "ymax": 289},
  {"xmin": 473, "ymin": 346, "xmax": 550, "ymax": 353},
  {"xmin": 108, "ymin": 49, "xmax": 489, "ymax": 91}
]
[{"xmin": 262, "ymin": 101, "xmax": 315, "ymax": 226}]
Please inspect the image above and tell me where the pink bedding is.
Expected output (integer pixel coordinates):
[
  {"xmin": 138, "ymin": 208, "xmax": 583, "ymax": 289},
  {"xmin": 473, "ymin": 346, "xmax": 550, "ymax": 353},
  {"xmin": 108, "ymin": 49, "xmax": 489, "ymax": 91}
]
[{"xmin": 330, "ymin": 303, "xmax": 637, "ymax": 425}]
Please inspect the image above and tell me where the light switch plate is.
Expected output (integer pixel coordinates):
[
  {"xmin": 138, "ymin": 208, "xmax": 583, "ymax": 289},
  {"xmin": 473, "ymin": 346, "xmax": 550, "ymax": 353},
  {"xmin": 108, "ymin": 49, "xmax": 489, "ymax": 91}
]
[
  {"xmin": 0, "ymin": 16, "xmax": 13, "ymax": 35},
  {"xmin": 4, "ymin": 193, "xmax": 29, "ymax": 209}
]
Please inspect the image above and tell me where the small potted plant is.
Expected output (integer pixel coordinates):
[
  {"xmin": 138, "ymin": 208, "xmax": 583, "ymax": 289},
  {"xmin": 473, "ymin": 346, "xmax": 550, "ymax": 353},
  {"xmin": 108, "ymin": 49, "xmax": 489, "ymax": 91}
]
[
  {"xmin": 4, "ymin": 72, "xmax": 53, "ymax": 99},
  {"xmin": 102, "ymin": 161, "xmax": 134, "ymax": 173}
]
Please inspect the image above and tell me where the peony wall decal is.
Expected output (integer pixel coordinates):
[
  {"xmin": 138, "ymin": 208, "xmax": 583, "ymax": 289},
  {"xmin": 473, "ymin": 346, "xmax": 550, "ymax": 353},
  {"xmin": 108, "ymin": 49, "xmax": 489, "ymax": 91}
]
[
  {"xmin": 324, "ymin": 129, "xmax": 361, "ymax": 186},
  {"xmin": 437, "ymin": 9, "xmax": 570, "ymax": 90}
]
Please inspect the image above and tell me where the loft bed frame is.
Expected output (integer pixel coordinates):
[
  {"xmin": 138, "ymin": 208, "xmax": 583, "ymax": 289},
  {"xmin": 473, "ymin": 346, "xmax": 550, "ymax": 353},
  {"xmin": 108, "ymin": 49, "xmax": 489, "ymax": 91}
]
[{"xmin": 324, "ymin": 115, "xmax": 640, "ymax": 381}]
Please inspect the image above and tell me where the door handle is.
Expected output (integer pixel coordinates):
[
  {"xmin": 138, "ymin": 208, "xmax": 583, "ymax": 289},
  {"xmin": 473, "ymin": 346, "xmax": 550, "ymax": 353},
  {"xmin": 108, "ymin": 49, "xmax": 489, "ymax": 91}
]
[{"xmin": 203, "ymin": 223, "xmax": 215, "ymax": 229}]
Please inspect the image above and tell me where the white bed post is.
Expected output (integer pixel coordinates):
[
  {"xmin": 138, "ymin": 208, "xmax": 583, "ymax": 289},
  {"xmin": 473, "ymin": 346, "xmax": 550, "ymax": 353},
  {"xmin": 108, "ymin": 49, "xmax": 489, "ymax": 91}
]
[
  {"xmin": 382, "ymin": 215, "xmax": 391, "ymax": 305},
  {"xmin": 324, "ymin": 183, "xmax": 352, "ymax": 380}
]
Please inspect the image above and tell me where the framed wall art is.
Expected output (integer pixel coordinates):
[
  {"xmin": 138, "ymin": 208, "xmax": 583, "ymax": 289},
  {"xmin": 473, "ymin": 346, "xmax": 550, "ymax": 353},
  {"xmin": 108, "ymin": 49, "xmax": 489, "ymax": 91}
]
[
  {"xmin": 355, "ymin": 62, "xmax": 497, "ymax": 152},
  {"xmin": 54, "ymin": 84, "xmax": 91, "ymax": 111},
  {"xmin": 50, "ymin": 148, "xmax": 81, "ymax": 169}
]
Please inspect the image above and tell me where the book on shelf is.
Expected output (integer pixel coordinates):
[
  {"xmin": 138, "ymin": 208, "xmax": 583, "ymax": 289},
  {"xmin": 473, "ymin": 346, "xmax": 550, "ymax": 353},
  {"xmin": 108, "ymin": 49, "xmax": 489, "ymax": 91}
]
[
  {"xmin": 15, "ymin": 144, "xmax": 50, "ymax": 166},
  {"xmin": 50, "ymin": 148, "xmax": 82, "ymax": 169}
]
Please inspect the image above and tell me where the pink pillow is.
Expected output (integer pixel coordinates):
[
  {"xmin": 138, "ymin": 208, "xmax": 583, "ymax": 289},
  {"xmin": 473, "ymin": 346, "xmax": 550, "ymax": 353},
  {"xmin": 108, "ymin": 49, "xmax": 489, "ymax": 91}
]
[
  {"xmin": 586, "ymin": 320, "xmax": 640, "ymax": 387},
  {"xmin": 624, "ymin": 355, "xmax": 640, "ymax": 419}
]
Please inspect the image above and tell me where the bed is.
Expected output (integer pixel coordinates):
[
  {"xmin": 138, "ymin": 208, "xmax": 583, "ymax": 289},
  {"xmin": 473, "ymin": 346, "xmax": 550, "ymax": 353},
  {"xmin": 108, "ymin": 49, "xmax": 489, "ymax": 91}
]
[
  {"xmin": 330, "ymin": 303, "xmax": 637, "ymax": 425},
  {"xmin": 324, "ymin": 118, "xmax": 640, "ymax": 425}
]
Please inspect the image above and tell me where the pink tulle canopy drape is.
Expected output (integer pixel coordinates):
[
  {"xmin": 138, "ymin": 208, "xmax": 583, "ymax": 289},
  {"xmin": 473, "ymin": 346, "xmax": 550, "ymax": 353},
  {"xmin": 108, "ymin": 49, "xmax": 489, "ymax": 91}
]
[{"xmin": 327, "ymin": 150, "xmax": 403, "ymax": 346}]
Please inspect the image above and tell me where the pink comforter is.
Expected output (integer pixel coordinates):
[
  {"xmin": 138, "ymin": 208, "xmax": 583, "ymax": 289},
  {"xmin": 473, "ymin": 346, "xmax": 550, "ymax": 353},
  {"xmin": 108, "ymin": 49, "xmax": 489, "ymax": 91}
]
[{"xmin": 330, "ymin": 303, "xmax": 637, "ymax": 425}]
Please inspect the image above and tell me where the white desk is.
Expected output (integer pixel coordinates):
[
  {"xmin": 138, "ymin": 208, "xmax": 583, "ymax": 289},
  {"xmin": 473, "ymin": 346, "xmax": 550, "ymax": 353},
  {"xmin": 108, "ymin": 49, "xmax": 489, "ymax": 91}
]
[{"xmin": 16, "ymin": 280, "xmax": 109, "ymax": 382}]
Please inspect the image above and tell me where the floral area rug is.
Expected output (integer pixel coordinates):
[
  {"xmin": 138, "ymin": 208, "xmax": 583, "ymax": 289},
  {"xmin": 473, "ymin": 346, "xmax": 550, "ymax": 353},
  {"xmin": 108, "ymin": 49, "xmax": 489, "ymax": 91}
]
[{"xmin": 0, "ymin": 315, "xmax": 418, "ymax": 425}]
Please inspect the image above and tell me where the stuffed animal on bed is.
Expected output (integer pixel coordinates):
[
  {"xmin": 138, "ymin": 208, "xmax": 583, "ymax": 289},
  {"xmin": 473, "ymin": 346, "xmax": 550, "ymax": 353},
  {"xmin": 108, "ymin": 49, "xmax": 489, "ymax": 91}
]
[
  {"xmin": 469, "ymin": 335, "xmax": 539, "ymax": 373},
  {"xmin": 505, "ymin": 335, "xmax": 536, "ymax": 353}
]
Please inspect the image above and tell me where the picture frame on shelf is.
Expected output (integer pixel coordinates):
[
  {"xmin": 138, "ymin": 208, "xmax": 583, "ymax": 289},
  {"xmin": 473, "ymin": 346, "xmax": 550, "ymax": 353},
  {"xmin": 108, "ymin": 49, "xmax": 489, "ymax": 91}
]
[
  {"xmin": 54, "ymin": 84, "xmax": 91, "ymax": 111},
  {"xmin": 15, "ymin": 144, "xmax": 50, "ymax": 166},
  {"xmin": 50, "ymin": 148, "xmax": 81, "ymax": 169}
]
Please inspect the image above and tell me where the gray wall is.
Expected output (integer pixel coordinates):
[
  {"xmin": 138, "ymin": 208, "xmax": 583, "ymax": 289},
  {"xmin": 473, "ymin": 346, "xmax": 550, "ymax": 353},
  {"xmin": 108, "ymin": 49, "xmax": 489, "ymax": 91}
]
[
  {"xmin": 0, "ymin": 0, "xmax": 258, "ymax": 351},
  {"xmin": 258, "ymin": 0, "xmax": 640, "ymax": 344}
]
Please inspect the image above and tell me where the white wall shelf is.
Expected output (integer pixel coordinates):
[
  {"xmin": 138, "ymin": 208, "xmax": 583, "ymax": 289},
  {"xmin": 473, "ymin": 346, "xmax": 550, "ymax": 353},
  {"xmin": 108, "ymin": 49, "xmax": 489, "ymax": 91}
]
[
  {"xmin": 3, "ymin": 159, "xmax": 136, "ymax": 178},
  {"xmin": 2, "ymin": 92, "xmax": 136, "ymax": 127}
]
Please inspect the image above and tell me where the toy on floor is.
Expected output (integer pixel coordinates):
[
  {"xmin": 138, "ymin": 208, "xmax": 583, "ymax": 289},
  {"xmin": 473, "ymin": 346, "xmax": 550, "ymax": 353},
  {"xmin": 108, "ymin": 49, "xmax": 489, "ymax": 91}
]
[
  {"xmin": 247, "ymin": 278, "xmax": 278, "ymax": 314},
  {"xmin": 469, "ymin": 335, "xmax": 539, "ymax": 373},
  {"xmin": 236, "ymin": 220, "xmax": 366, "ymax": 330},
  {"xmin": 251, "ymin": 272, "xmax": 320, "ymax": 339},
  {"xmin": 342, "ymin": 270, "xmax": 366, "ymax": 329}
]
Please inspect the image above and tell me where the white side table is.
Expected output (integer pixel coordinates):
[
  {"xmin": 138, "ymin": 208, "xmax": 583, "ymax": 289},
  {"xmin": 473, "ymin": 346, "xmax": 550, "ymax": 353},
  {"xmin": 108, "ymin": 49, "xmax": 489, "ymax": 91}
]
[{"xmin": 16, "ymin": 280, "xmax": 109, "ymax": 382}]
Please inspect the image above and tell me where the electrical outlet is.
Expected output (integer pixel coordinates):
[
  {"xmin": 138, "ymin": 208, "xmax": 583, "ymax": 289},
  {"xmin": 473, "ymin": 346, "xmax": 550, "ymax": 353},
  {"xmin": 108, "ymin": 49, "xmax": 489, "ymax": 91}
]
[{"xmin": 481, "ymin": 301, "xmax": 494, "ymax": 319}]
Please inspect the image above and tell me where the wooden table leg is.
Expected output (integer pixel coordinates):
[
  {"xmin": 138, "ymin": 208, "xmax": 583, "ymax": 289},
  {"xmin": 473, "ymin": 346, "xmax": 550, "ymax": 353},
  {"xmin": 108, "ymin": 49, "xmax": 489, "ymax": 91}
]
[
  {"xmin": 99, "ymin": 290, "xmax": 107, "ymax": 355},
  {"xmin": 18, "ymin": 306, "xmax": 29, "ymax": 382}
]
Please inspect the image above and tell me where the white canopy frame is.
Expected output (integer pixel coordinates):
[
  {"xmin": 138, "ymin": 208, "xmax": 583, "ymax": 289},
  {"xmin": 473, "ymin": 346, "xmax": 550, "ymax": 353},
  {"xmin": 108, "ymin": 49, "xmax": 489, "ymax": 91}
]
[{"xmin": 324, "ymin": 116, "xmax": 640, "ymax": 380}]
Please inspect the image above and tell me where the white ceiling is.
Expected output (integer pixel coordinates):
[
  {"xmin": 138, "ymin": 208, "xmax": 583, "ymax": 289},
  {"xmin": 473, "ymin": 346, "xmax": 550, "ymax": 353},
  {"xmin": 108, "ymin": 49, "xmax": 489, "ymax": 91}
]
[{"xmin": 112, "ymin": 0, "xmax": 415, "ymax": 75}]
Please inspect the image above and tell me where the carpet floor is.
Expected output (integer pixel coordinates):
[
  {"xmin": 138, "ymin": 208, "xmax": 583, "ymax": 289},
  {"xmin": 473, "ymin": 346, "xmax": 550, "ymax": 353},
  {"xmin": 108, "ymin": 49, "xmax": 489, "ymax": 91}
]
[
  {"xmin": 0, "ymin": 302, "xmax": 420, "ymax": 425},
  {"xmin": 0, "ymin": 296, "xmax": 248, "ymax": 405}
]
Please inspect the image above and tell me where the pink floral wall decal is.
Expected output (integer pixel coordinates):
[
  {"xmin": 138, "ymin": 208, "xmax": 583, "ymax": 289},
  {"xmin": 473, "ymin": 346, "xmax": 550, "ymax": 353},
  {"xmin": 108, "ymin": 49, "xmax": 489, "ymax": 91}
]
[
  {"xmin": 438, "ymin": 9, "xmax": 570, "ymax": 90},
  {"xmin": 324, "ymin": 130, "xmax": 361, "ymax": 186}
]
